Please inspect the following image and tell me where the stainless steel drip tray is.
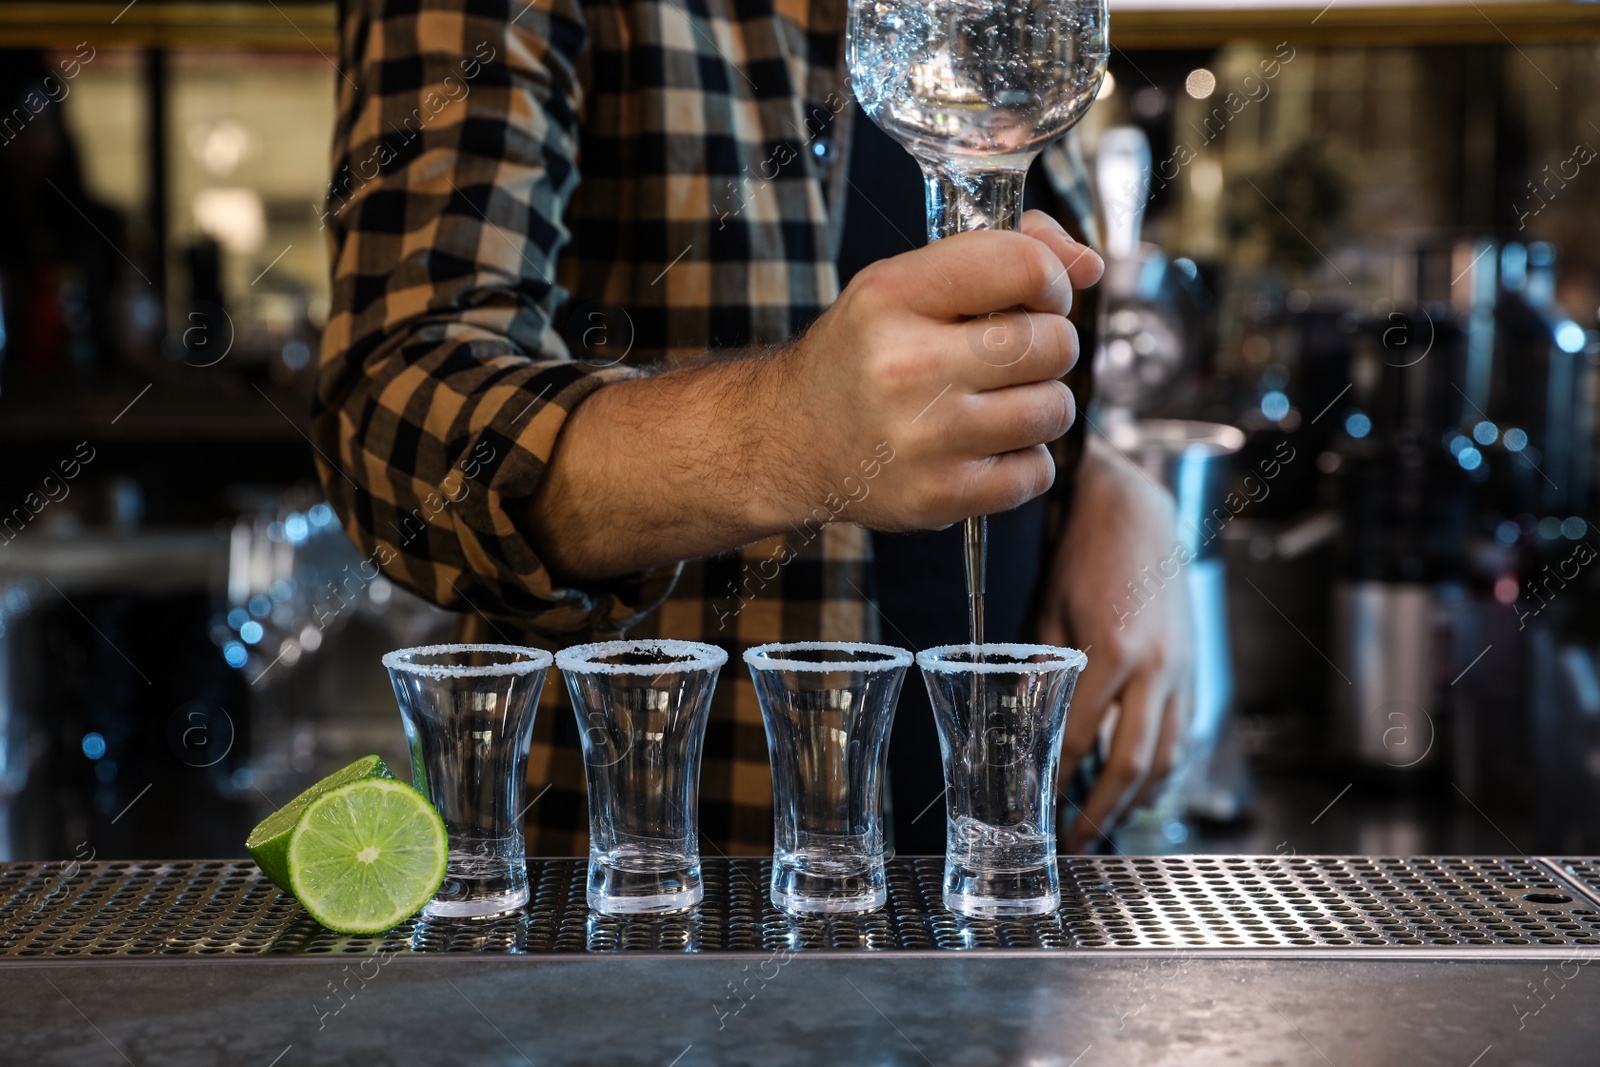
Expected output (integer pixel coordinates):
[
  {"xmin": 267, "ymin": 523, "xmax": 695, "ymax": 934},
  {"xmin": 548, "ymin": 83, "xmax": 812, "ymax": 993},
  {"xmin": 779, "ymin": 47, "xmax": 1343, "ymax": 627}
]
[{"xmin": 5, "ymin": 855, "xmax": 1600, "ymax": 962}]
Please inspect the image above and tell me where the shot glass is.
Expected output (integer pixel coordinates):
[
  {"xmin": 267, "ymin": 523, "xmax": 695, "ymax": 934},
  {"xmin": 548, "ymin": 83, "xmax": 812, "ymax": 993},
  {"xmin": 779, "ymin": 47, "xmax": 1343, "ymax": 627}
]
[
  {"xmin": 383, "ymin": 643, "xmax": 552, "ymax": 919},
  {"xmin": 558, "ymin": 639, "xmax": 728, "ymax": 915},
  {"xmin": 918, "ymin": 643, "xmax": 1087, "ymax": 918},
  {"xmin": 745, "ymin": 641, "xmax": 911, "ymax": 915}
]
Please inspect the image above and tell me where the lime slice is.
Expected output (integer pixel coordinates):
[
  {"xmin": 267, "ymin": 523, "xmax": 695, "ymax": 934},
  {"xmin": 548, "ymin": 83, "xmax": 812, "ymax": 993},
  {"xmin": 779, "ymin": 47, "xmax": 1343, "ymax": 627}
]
[
  {"xmin": 286, "ymin": 777, "xmax": 448, "ymax": 935},
  {"xmin": 246, "ymin": 754, "xmax": 393, "ymax": 892}
]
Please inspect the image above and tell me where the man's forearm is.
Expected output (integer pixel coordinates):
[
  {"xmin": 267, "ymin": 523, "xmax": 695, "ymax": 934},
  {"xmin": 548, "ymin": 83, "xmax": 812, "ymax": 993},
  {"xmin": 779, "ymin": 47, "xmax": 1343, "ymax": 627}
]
[{"xmin": 526, "ymin": 353, "xmax": 798, "ymax": 581}]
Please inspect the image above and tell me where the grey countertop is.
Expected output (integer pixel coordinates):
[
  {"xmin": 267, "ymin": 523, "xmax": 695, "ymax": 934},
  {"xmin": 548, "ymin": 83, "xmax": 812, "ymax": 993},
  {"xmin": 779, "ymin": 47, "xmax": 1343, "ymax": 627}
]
[{"xmin": 6, "ymin": 955, "xmax": 1597, "ymax": 1066}]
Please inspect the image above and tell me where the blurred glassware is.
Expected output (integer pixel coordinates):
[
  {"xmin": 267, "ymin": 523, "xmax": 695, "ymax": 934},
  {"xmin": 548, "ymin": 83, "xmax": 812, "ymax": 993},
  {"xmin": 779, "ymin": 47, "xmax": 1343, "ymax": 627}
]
[
  {"xmin": 0, "ymin": 582, "xmax": 33, "ymax": 828},
  {"xmin": 217, "ymin": 487, "xmax": 453, "ymax": 803},
  {"xmin": 0, "ymin": 272, "xmax": 9, "ymax": 393}
]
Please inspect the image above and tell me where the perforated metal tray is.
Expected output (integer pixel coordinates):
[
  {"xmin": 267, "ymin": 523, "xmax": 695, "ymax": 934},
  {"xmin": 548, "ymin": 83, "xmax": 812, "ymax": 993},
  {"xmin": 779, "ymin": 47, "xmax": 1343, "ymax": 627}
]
[
  {"xmin": 2, "ymin": 856, "xmax": 1599, "ymax": 960},
  {"xmin": 1552, "ymin": 857, "xmax": 1600, "ymax": 908}
]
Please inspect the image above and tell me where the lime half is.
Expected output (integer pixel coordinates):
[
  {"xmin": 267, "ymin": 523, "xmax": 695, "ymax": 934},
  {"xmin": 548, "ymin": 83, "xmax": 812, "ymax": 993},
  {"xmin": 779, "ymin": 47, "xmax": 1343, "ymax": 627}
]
[
  {"xmin": 286, "ymin": 777, "xmax": 448, "ymax": 935},
  {"xmin": 246, "ymin": 754, "xmax": 393, "ymax": 892}
]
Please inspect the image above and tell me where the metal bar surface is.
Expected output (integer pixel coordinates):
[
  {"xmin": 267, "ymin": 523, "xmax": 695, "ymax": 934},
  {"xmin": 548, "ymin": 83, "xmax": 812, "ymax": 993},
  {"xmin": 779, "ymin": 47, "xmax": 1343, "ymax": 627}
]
[{"xmin": 5, "ymin": 855, "xmax": 1600, "ymax": 959}]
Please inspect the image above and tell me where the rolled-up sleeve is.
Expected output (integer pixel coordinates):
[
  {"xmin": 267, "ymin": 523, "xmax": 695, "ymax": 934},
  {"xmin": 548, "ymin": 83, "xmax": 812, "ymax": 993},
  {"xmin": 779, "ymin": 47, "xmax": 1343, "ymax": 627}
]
[{"xmin": 313, "ymin": 0, "xmax": 680, "ymax": 636}]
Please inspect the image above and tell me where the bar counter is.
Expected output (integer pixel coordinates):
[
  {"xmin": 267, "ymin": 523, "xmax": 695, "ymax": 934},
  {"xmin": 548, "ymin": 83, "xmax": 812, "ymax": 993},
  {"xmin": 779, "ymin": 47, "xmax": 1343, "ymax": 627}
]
[{"xmin": 6, "ymin": 855, "xmax": 1600, "ymax": 1065}]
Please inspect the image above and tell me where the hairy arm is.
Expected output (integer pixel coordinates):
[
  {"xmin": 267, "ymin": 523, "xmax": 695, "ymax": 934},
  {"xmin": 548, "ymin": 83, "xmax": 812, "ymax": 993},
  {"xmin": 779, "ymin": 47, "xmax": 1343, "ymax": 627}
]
[{"xmin": 527, "ymin": 354, "xmax": 789, "ymax": 580}]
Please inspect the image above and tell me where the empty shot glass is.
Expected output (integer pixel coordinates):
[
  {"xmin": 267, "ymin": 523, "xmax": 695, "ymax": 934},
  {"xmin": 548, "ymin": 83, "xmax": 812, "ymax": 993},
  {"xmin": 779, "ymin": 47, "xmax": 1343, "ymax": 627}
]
[
  {"xmin": 558, "ymin": 639, "xmax": 728, "ymax": 915},
  {"xmin": 745, "ymin": 641, "xmax": 911, "ymax": 915},
  {"xmin": 383, "ymin": 643, "xmax": 552, "ymax": 919},
  {"xmin": 918, "ymin": 643, "xmax": 1087, "ymax": 918}
]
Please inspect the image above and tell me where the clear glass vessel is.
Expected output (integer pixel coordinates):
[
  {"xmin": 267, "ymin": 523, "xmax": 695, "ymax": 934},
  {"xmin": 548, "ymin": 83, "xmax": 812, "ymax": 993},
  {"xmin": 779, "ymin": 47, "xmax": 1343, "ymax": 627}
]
[
  {"xmin": 848, "ymin": 0, "xmax": 1109, "ymax": 172},
  {"xmin": 745, "ymin": 641, "xmax": 912, "ymax": 914},
  {"xmin": 557, "ymin": 639, "xmax": 728, "ymax": 915},
  {"xmin": 918, "ymin": 643, "xmax": 1086, "ymax": 917},
  {"xmin": 383, "ymin": 643, "xmax": 552, "ymax": 919}
]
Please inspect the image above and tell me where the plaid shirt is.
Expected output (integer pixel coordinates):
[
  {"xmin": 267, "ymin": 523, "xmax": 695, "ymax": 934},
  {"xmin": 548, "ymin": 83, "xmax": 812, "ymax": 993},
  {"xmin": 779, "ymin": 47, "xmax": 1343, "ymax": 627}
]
[{"xmin": 315, "ymin": 0, "xmax": 1087, "ymax": 856}]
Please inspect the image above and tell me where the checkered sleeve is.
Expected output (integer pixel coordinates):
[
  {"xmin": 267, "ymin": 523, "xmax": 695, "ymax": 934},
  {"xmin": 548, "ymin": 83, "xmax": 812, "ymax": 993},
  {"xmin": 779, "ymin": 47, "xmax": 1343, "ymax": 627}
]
[{"xmin": 313, "ymin": 0, "xmax": 681, "ymax": 635}]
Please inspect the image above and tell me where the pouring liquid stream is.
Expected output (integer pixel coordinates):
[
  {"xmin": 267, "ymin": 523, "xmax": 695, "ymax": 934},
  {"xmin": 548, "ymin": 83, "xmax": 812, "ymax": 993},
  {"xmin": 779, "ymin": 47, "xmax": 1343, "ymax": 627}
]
[
  {"xmin": 965, "ymin": 514, "xmax": 986, "ymax": 648},
  {"xmin": 965, "ymin": 513, "xmax": 986, "ymax": 758}
]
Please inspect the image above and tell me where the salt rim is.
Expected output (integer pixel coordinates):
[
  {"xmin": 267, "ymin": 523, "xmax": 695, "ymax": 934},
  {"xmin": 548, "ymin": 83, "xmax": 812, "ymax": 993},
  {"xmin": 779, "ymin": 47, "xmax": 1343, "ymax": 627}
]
[
  {"xmin": 915, "ymin": 642, "xmax": 1087, "ymax": 675},
  {"xmin": 381, "ymin": 643, "xmax": 553, "ymax": 679},
  {"xmin": 555, "ymin": 638, "xmax": 728, "ymax": 676},
  {"xmin": 744, "ymin": 640, "xmax": 912, "ymax": 673}
]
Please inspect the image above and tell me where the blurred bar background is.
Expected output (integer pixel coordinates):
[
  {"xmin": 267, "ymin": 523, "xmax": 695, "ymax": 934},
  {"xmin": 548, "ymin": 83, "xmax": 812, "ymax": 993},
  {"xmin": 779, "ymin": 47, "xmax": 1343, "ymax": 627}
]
[{"xmin": 1, "ymin": 0, "xmax": 1599, "ymax": 861}]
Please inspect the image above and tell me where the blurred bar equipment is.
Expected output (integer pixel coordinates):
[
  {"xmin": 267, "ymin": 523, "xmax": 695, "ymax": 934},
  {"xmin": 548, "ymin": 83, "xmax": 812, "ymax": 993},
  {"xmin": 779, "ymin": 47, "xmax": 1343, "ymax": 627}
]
[
  {"xmin": 1328, "ymin": 235, "xmax": 1596, "ymax": 801},
  {"xmin": 218, "ymin": 492, "xmax": 454, "ymax": 803},
  {"xmin": 0, "ymin": 516, "xmax": 241, "ymax": 860},
  {"xmin": 1479, "ymin": 241, "xmax": 1596, "ymax": 820},
  {"xmin": 1095, "ymin": 126, "xmax": 1180, "ymax": 417},
  {"xmin": 1329, "ymin": 272, "xmax": 1472, "ymax": 773},
  {"xmin": 0, "ymin": 583, "xmax": 32, "ymax": 859},
  {"xmin": 1114, "ymin": 419, "xmax": 1246, "ymax": 828}
]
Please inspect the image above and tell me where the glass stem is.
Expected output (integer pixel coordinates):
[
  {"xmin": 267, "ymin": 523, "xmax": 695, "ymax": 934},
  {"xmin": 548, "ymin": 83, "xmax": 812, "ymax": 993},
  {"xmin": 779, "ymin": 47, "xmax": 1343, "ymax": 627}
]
[
  {"xmin": 919, "ymin": 162, "xmax": 1032, "ymax": 649},
  {"xmin": 920, "ymin": 164, "xmax": 1029, "ymax": 240}
]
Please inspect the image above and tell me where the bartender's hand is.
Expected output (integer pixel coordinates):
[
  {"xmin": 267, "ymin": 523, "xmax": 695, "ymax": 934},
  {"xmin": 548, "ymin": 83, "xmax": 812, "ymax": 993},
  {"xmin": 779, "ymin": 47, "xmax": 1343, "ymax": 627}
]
[
  {"xmin": 532, "ymin": 210, "xmax": 1103, "ymax": 579},
  {"xmin": 1037, "ymin": 436, "xmax": 1193, "ymax": 853},
  {"xmin": 779, "ymin": 209, "xmax": 1104, "ymax": 530}
]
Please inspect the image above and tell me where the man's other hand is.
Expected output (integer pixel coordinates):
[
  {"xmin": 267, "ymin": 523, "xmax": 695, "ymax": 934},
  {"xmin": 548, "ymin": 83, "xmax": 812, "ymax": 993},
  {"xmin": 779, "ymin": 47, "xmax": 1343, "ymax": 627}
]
[{"xmin": 1037, "ymin": 436, "xmax": 1194, "ymax": 853}]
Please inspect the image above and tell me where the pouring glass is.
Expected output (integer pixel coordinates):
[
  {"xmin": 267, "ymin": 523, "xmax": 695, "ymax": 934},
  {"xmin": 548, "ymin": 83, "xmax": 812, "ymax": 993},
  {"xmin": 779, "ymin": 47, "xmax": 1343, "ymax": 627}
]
[{"xmin": 847, "ymin": 0, "xmax": 1109, "ymax": 642}]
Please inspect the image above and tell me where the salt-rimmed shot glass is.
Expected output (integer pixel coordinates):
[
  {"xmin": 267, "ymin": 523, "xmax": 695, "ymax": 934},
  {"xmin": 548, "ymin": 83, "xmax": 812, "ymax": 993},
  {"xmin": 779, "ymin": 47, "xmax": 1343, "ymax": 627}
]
[
  {"xmin": 745, "ymin": 641, "xmax": 911, "ymax": 915},
  {"xmin": 383, "ymin": 643, "xmax": 552, "ymax": 919},
  {"xmin": 557, "ymin": 639, "xmax": 728, "ymax": 915},
  {"xmin": 918, "ymin": 643, "xmax": 1087, "ymax": 918}
]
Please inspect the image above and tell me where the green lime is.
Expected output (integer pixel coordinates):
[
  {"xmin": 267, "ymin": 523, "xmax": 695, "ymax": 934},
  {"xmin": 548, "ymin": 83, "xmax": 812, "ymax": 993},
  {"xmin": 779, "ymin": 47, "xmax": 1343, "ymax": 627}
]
[
  {"xmin": 286, "ymin": 777, "xmax": 448, "ymax": 935},
  {"xmin": 246, "ymin": 754, "xmax": 393, "ymax": 892}
]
